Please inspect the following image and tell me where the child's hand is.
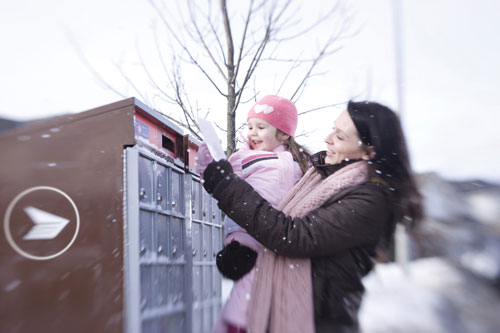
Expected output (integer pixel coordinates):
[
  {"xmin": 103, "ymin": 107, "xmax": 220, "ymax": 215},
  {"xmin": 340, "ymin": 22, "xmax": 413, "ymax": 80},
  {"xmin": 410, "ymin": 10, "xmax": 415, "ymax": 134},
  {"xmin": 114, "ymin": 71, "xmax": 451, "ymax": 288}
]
[
  {"xmin": 216, "ymin": 241, "xmax": 257, "ymax": 281},
  {"xmin": 195, "ymin": 141, "xmax": 213, "ymax": 175}
]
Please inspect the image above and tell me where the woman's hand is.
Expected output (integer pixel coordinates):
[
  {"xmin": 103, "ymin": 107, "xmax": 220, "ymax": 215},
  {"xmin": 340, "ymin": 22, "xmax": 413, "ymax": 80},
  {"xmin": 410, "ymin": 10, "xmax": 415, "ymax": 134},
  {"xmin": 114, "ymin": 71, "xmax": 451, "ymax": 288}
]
[
  {"xmin": 202, "ymin": 159, "xmax": 234, "ymax": 194},
  {"xmin": 216, "ymin": 241, "xmax": 257, "ymax": 280}
]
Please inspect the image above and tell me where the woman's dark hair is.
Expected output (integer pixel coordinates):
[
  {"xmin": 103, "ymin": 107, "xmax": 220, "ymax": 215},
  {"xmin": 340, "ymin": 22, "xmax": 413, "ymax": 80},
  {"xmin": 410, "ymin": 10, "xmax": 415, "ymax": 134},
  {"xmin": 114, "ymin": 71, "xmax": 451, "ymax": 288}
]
[
  {"xmin": 277, "ymin": 130, "xmax": 311, "ymax": 174},
  {"xmin": 347, "ymin": 100, "xmax": 423, "ymax": 235}
]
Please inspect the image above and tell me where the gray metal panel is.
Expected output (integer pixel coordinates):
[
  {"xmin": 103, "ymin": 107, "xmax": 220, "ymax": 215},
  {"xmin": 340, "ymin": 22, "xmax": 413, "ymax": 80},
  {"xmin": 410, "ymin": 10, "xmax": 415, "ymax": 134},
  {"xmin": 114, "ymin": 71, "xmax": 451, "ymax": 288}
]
[
  {"xmin": 203, "ymin": 266, "xmax": 213, "ymax": 301},
  {"xmin": 192, "ymin": 181, "xmax": 201, "ymax": 220},
  {"xmin": 141, "ymin": 265, "xmax": 154, "ymax": 311},
  {"xmin": 124, "ymin": 147, "xmax": 141, "ymax": 333},
  {"xmin": 212, "ymin": 198, "xmax": 221, "ymax": 225},
  {"xmin": 156, "ymin": 164, "xmax": 168, "ymax": 211},
  {"xmin": 139, "ymin": 210, "xmax": 154, "ymax": 257},
  {"xmin": 202, "ymin": 190, "xmax": 212, "ymax": 222},
  {"xmin": 203, "ymin": 299, "xmax": 213, "ymax": 331},
  {"xmin": 212, "ymin": 226, "xmax": 221, "ymax": 262},
  {"xmin": 138, "ymin": 156, "xmax": 154, "ymax": 206},
  {"xmin": 192, "ymin": 221, "xmax": 202, "ymax": 262},
  {"xmin": 190, "ymin": 174, "xmax": 223, "ymax": 333},
  {"xmin": 171, "ymin": 169, "xmax": 183, "ymax": 214},
  {"xmin": 160, "ymin": 313, "xmax": 185, "ymax": 332},
  {"xmin": 213, "ymin": 265, "xmax": 222, "ymax": 299},
  {"xmin": 126, "ymin": 146, "xmax": 222, "ymax": 333},
  {"xmin": 171, "ymin": 216, "xmax": 184, "ymax": 258},
  {"xmin": 126, "ymin": 147, "xmax": 194, "ymax": 333},
  {"xmin": 203, "ymin": 224, "xmax": 211, "ymax": 261},
  {"xmin": 182, "ymin": 174, "xmax": 195, "ymax": 333},
  {"xmin": 193, "ymin": 265, "xmax": 202, "ymax": 303},
  {"xmin": 192, "ymin": 308, "xmax": 202, "ymax": 333},
  {"xmin": 154, "ymin": 265, "xmax": 168, "ymax": 307},
  {"xmin": 203, "ymin": 266, "xmax": 214, "ymax": 332},
  {"xmin": 156, "ymin": 214, "xmax": 169, "ymax": 258},
  {"xmin": 141, "ymin": 318, "xmax": 159, "ymax": 333},
  {"xmin": 169, "ymin": 264, "xmax": 184, "ymax": 305}
]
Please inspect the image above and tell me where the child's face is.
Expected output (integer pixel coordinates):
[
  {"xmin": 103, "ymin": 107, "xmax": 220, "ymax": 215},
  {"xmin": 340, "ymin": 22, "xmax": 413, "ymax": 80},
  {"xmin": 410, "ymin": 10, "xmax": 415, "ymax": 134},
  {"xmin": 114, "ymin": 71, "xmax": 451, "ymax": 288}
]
[{"xmin": 247, "ymin": 118, "xmax": 287, "ymax": 151}]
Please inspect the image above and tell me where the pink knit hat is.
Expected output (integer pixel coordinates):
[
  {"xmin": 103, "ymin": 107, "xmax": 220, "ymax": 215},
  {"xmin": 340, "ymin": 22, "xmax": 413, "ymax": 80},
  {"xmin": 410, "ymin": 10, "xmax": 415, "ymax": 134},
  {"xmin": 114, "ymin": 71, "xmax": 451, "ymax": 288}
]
[{"xmin": 247, "ymin": 95, "xmax": 298, "ymax": 137}]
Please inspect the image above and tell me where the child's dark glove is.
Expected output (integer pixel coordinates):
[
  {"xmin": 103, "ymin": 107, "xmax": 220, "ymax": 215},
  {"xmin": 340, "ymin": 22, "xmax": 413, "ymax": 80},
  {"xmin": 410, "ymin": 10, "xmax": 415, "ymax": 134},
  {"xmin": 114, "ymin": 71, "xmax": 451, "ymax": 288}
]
[
  {"xmin": 202, "ymin": 159, "xmax": 234, "ymax": 194},
  {"xmin": 216, "ymin": 241, "xmax": 257, "ymax": 281}
]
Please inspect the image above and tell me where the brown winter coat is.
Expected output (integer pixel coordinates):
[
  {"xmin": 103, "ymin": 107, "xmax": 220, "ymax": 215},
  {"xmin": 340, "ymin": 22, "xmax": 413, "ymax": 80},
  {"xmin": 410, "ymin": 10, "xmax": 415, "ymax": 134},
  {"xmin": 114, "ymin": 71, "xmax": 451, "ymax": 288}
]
[{"xmin": 211, "ymin": 153, "xmax": 394, "ymax": 332}]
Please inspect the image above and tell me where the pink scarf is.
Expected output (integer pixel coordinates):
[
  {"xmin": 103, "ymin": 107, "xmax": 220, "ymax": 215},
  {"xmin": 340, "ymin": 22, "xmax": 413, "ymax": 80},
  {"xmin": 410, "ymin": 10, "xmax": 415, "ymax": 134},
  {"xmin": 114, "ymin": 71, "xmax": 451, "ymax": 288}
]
[{"xmin": 247, "ymin": 161, "xmax": 369, "ymax": 333}]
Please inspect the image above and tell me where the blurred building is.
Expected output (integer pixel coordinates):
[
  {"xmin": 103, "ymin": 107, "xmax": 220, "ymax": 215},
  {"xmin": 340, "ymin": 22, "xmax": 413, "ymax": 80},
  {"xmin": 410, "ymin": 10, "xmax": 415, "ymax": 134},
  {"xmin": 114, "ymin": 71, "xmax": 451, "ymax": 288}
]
[
  {"xmin": 360, "ymin": 173, "xmax": 500, "ymax": 332},
  {"xmin": 413, "ymin": 172, "xmax": 500, "ymax": 283}
]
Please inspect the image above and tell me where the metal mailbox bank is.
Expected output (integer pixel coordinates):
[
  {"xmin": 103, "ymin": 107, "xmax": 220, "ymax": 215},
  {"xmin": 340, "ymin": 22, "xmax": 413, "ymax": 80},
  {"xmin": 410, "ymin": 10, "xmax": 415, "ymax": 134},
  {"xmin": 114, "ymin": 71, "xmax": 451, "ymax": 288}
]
[{"xmin": 0, "ymin": 98, "xmax": 223, "ymax": 333}]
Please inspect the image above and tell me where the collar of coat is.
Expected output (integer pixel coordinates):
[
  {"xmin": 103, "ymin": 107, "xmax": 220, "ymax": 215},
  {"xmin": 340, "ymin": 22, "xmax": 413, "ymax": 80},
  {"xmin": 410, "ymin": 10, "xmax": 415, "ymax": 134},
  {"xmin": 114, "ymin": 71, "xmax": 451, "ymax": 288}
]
[
  {"xmin": 310, "ymin": 151, "xmax": 389, "ymax": 187},
  {"xmin": 309, "ymin": 151, "xmax": 363, "ymax": 179}
]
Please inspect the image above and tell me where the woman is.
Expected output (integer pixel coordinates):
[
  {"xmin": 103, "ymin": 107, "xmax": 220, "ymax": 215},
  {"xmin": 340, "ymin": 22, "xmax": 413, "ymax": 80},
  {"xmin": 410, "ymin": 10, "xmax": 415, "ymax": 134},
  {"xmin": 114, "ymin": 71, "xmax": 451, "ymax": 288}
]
[{"xmin": 201, "ymin": 101, "xmax": 422, "ymax": 333}]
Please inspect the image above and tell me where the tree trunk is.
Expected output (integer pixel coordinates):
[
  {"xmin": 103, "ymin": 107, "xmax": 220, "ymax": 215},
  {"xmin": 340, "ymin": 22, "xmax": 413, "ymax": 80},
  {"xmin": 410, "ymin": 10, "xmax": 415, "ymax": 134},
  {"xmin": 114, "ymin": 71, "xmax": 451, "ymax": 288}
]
[
  {"xmin": 221, "ymin": 0, "xmax": 236, "ymax": 156},
  {"xmin": 226, "ymin": 88, "xmax": 236, "ymax": 156}
]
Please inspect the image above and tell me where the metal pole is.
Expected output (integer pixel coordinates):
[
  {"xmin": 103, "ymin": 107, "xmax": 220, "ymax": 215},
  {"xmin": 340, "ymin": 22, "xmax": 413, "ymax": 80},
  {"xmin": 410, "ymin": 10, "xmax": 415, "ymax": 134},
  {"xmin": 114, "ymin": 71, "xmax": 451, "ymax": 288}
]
[
  {"xmin": 392, "ymin": 0, "xmax": 404, "ymax": 119},
  {"xmin": 392, "ymin": 0, "xmax": 410, "ymax": 272}
]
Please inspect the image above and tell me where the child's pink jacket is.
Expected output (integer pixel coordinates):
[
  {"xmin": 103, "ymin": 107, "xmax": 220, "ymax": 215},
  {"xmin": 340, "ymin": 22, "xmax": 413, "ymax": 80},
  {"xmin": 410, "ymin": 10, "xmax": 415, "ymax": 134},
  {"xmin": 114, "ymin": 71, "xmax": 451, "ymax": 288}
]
[{"xmin": 213, "ymin": 142, "xmax": 302, "ymax": 332}]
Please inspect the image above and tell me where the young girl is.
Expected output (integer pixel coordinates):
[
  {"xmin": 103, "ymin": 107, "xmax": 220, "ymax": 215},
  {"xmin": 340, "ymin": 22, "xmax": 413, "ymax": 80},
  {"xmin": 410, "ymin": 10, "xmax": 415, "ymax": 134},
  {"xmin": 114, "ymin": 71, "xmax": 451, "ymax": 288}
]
[{"xmin": 196, "ymin": 95, "xmax": 310, "ymax": 333}]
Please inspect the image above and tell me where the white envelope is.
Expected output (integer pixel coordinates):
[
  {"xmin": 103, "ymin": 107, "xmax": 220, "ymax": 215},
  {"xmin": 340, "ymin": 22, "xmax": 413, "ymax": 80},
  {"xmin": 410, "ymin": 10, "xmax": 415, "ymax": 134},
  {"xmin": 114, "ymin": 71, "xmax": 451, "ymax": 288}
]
[{"xmin": 196, "ymin": 117, "xmax": 226, "ymax": 161}]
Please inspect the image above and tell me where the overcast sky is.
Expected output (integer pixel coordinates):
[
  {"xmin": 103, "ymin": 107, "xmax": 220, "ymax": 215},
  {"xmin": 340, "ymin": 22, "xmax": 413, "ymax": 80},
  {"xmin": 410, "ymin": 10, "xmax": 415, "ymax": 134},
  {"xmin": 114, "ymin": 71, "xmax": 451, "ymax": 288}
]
[{"xmin": 1, "ymin": 0, "xmax": 499, "ymax": 183}]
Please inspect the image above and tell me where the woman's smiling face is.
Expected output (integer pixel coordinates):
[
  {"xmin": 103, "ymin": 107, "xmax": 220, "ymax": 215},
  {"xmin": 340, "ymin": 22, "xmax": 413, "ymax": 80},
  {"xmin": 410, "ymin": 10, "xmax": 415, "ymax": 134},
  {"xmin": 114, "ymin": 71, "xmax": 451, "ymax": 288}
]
[{"xmin": 324, "ymin": 110, "xmax": 370, "ymax": 165}]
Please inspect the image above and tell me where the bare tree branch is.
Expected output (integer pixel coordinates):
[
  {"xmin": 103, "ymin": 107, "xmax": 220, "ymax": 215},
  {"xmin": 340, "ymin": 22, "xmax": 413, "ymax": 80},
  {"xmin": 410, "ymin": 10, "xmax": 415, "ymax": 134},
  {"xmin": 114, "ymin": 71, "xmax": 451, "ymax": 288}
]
[
  {"xmin": 275, "ymin": 57, "xmax": 302, "ymax": 96},
  {"xmin": 207, "ymin": 12, "xmax": 228, "ymax": 66},
  {"xmin": 298, "ymin": 102, "xmax": 347, "ymax": 116},
  {"xmin": 214, "ymin": 121, "xmax": 228, "ymax": 133},
  {"xmin": 187, "ymin": 1, "xmax": 228, "ymax": 81},
  {"xmin": 290, "ymin": 35, "xmax": 341, "ymax": 101},
  {"xmin": 233, "ymin": 0, "xmax": 255, "ymax": 82},
  {"xmin": 74, "ymin": 0, "xmax": 356, "ymax": 154},
  {"xmin": 149, "ymin": 0, "xmax": 227, "ymax": 97},
  {"xmin": 233, "ymin": 21, "xmax": 271, "ymax": 113},
  {"xmin": 135, "ymin": 42, "xmax": 173, "ymax": 102},
  {"xmin": 112, "ymin": 62, "xmax": 150, "ymax": 103},
  {"xmin": 66, "ymin": 31, "xmax": 127, "ymax": 99},
  {"xmin": 275, "ymin": 2, "xmax": 342, "ymax": 41}
]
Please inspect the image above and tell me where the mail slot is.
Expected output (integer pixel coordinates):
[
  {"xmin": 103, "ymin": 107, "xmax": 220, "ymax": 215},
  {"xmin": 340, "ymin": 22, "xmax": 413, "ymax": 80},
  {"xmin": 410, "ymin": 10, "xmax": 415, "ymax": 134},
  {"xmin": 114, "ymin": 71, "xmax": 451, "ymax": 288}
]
[{"xmin": 0, "ymin": 98, "xmax": 223, "ymax": 333}]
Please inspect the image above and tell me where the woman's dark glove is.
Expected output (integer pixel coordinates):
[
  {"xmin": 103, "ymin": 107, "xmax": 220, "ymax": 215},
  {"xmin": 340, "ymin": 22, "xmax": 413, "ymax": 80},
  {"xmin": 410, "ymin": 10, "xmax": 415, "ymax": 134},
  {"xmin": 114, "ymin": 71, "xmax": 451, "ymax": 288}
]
[
  {"xmin": 216, "ymin": 241, "xmax": 258, "ymax": 281},
  {"xmin": 202, "ymin": 159, "xmax": 234, "ymax": 194}
]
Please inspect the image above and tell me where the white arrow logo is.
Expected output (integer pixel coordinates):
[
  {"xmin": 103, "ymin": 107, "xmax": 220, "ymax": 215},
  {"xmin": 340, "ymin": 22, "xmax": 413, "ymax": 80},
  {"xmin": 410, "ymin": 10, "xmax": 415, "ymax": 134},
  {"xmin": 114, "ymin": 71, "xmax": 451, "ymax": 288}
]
[{"xmin": 23, "ymin": 206, "xmax": 70, "ymax": 240}]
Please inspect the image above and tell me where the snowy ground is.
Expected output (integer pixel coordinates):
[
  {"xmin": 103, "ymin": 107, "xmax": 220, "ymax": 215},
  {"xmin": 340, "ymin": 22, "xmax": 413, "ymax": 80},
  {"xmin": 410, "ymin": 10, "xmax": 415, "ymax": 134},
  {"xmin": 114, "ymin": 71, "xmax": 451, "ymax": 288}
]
[
  {"xmin": 359, "ymin": 257, "xmax": 500, "ymax": 333},
  {"xmin": 221, "ymin": 257, "xmax": 500, "ymax": 332}
]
